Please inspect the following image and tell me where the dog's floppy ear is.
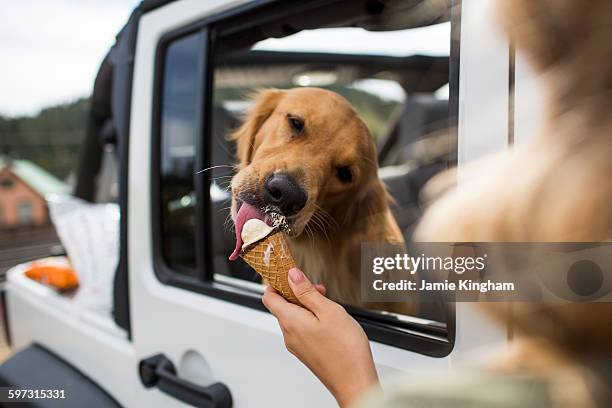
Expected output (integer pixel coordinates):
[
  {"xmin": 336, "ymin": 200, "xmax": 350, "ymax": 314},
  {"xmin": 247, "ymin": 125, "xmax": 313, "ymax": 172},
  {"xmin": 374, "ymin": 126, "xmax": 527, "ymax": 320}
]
[
  {"xmin": 347, "ymin": 179, "xmax": 403, "ymax": 243},
  {"xmin": 230, "ymin": 89, "xmax": 284, "ymax": 166}
]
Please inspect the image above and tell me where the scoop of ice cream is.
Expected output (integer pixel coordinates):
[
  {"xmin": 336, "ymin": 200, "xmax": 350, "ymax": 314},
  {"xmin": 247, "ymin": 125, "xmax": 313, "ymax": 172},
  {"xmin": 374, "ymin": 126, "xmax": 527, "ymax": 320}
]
[
  {"xmin": 229, "ymin": 202, "xmax": 273, "ymax": 261},
  {"xmin": 241, "ymin": 218, "xmax": 275, "ymax": 251}
]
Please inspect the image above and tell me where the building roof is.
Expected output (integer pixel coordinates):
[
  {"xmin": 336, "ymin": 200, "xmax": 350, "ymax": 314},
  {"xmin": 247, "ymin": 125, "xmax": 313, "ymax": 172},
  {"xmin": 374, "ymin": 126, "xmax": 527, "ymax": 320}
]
[{"xmin": 0, "ymin": 157, "xmax": 71, "ymax": 197}]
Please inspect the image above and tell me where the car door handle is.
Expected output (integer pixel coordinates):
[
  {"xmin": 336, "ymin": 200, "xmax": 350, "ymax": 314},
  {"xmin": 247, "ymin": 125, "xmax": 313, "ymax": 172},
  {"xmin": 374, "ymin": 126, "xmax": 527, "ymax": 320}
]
[{"xmin": 139, "ymin": 354, "xmax": 232, "ymax": 408}]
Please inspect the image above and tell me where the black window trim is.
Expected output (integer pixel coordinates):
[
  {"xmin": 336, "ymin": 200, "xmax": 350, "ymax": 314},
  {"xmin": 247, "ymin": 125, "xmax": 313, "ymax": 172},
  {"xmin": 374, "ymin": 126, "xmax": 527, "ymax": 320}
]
[{"xmin": 151, "ymin": 0, "xmax": 461, "ymax": 358}]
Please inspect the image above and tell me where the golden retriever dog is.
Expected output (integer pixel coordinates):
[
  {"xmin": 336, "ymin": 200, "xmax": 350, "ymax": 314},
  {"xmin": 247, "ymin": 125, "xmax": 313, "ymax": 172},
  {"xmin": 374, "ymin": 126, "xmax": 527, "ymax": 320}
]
[
  {"xmin": 229, "ymin": 87, "xmax": 407, "ymax": 310},
  {"xmin": 415, "ymin": 0, "xmax": 612, "ymax": 403}
]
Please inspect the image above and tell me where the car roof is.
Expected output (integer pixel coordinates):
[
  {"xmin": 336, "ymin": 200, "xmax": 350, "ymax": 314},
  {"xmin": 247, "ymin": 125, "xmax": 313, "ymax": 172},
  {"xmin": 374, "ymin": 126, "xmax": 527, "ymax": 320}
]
[{"xmin": 217, "ymin": 50, "xmax": 449, "ymax": 93}]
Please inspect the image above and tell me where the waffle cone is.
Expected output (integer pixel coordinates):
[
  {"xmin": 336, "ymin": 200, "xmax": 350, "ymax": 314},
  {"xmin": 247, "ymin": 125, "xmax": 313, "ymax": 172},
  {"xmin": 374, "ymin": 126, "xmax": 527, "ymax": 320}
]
[{"xmin": 241, "ymin": 231, "xmax": 300, "ymax": 304}]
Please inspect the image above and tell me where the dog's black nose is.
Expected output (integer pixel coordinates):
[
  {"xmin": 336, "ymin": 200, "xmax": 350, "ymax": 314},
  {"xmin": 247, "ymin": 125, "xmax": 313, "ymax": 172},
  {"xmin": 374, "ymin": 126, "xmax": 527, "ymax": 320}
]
[{"xmin": 263, "ymin": 173, "xmax": 307, "ymax": 215}]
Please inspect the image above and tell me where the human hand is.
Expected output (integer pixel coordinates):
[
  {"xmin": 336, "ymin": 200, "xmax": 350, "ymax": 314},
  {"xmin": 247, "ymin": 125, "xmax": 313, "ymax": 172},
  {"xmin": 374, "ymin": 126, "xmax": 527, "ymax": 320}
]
[{"xmin": 262, "ymin": 268, "xmax": 379, "ymax": 408}]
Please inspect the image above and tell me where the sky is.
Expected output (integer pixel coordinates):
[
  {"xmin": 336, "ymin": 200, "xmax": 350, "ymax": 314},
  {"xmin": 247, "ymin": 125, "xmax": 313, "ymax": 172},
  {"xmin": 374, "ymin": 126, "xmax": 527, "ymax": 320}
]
[
  {"xmin": 0, "ymin": 0, "xmax": 449, "ymax": 117},
  {"xmin": 0, "ymin": 0, "xmax": 139, "ymax": 117},
  {"xmin": 255, "ymin": 24, "xmax": 450, "ymax": 56}
]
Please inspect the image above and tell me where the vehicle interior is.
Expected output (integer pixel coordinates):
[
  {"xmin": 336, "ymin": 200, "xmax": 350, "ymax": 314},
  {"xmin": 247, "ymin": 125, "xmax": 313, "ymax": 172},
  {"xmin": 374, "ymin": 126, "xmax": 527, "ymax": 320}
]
[
  {"xmin": 196, "ymin": 2, "xmax": 457, "ymax": 325},
  {"xmin": 208, "ymin": 50, "xmax": 453, "ymax": 281}
]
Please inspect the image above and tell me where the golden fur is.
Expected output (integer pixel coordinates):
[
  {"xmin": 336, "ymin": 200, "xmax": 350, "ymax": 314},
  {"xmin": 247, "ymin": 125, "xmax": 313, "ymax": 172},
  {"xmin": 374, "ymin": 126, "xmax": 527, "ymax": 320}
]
[{"xmin": 230, "ymin": 87, "xmax": 407, "ymax": 310}]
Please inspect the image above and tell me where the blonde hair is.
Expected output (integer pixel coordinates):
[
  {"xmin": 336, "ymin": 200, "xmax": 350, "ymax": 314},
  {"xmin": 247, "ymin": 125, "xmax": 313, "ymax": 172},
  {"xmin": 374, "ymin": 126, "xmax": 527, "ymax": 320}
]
[{"xmin": 414, "ymin": 0, "xmax": 612, "ymax": 387}]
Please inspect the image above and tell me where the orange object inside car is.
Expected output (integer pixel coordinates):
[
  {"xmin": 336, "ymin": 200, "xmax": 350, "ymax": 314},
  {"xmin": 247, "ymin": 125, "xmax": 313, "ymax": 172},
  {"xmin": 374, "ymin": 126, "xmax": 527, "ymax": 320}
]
[{"xmin": 25, "ymin": 263, "xmax": 79, "ymax": 291}]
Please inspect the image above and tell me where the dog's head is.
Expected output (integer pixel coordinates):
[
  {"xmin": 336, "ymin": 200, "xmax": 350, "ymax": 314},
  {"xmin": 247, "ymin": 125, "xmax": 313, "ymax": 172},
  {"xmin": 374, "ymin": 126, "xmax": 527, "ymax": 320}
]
[{"xmin": 229, "ymin": 88, "xmax": 386, "ymax": 256}]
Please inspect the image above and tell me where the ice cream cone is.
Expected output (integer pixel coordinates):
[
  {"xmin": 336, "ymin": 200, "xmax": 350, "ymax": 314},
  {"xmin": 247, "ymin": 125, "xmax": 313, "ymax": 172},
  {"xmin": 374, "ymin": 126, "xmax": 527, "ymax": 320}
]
[{"xmin": 241, "ymin": 231, "xmax": 300, "ymax": 304}]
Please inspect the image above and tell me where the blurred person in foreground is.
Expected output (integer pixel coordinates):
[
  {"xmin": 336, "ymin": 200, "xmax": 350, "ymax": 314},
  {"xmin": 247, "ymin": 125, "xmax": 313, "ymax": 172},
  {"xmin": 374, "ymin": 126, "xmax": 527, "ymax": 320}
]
[{"xmin": 262, "ymin": 0, "xmax": 612, "ymax": 407}]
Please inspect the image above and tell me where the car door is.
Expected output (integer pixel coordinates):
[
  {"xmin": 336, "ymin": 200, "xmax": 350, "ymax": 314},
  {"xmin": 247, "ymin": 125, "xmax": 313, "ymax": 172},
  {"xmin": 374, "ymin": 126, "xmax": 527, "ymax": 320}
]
[{"xmin": 128, "ymin": 0, "xmax": 510, "ymax": 406}]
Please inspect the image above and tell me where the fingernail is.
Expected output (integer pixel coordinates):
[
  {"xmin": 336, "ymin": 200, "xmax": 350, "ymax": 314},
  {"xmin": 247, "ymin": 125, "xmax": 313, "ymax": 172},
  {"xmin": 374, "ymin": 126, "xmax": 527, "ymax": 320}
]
[{"xmin": 288, "ymin": 268, "xmax": 304, "ymax": 284}]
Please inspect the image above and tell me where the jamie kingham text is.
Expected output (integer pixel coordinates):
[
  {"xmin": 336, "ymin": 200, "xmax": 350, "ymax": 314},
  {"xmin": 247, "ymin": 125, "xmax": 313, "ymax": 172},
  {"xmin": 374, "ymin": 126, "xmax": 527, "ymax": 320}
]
[{"xmin": 372, "ymin": 254, "xmax": 487, "ymax": 275}]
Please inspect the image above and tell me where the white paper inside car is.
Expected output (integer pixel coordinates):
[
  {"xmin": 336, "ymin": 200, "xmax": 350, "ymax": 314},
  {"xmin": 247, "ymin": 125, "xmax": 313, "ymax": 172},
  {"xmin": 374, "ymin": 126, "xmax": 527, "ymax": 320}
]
[{"xmin": 47, "ymin": 194, "xmax": 119, "ymax": 316}]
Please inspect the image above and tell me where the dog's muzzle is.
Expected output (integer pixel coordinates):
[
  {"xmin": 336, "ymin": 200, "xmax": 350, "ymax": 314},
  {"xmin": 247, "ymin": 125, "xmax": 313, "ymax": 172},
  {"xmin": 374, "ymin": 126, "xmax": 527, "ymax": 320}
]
[{"xmin": 262, "ymin": 172, "xmax": 307, "ymax": 216}]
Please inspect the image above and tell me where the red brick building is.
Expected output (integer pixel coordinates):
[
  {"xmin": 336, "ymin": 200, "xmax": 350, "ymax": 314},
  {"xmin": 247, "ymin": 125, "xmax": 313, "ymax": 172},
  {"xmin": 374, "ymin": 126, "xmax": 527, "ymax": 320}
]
[{"xmin": 0, "ymin": 157, "xmax": 70, "ymax": 229}]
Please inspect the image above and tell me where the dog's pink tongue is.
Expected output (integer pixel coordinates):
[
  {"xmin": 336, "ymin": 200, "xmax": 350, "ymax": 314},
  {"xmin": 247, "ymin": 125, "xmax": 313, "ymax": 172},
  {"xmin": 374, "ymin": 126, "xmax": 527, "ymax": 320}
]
[{"xmin": 229, "ymin": 203, "xmax": 268, "ymax": 261}]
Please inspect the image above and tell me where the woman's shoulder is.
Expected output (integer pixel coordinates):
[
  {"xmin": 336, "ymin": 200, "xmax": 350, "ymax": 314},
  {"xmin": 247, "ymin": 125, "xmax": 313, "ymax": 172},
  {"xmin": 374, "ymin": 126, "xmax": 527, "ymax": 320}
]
[{"xmin": 356, "ymin": 370, "xmax": 554, "ymax": 408}]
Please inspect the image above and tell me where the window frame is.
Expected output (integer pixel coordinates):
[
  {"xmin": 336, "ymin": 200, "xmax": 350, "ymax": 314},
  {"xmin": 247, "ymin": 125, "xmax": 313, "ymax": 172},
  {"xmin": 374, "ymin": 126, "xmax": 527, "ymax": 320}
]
[
  {"xmin": 151, "ymin": 0, "xmax": 461, "ymax": 357},
  {"xmin": 18, "ymin": 201, "xmax": 33, "ymax": 225},
  {"xmin": 154, "ymin": 29, "xmax": 205, "ymax": 276}
]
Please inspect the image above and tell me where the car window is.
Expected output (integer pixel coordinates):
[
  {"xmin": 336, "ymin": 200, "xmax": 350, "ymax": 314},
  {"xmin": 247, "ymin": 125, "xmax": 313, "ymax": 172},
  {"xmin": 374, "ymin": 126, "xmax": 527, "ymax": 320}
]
[
  {"xmin": 158, "ymin": 32, "xmax": 202, "ymax": 276},
  {"xmin": 153, "ymin": 0, "xmax": 459, "ymax": 353},
  {"xmin": 210, "ymin": 22, "xmax": 453, "ymax": 324}
]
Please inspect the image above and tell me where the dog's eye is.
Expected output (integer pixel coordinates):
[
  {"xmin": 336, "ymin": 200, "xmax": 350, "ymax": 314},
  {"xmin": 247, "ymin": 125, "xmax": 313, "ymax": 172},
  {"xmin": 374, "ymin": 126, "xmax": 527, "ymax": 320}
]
[
  {"xmin": 288, "ymin": 115, "xmax": 305, "ymax": 133},
  {"xmin": 336, "ymin": 166, "xmax": 353, "ymax": 183}
]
